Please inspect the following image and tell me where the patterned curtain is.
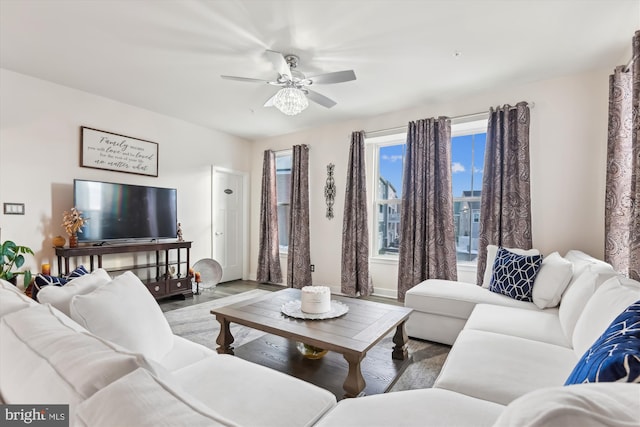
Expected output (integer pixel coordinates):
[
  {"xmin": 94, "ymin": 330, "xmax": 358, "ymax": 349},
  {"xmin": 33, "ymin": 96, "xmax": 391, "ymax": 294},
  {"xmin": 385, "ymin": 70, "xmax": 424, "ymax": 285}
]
[
  {"xmin": 341, "ymin": 131, "xmax": 371, "ymax": 297},
  {"xmin": 287, "ymin": 144, "xmax": 312, "ymax": 288},
  {"xmin": 256, "ymin": 150, "xmax": 282, "ymax": 283},
  {"xmin": 605, "ymin": 66, "xmax": 633, "ymax": 275},
  {"xmin": 629, "ymin": 30, "xmax": 640, "ymax": 280},
  {"xmin": 397, "ymin": 117, "xmax": 457, "ymax": 301},
  {"xmin": 605, "ymin": 30, "xmax": 640, "ymax": 280},
  {"xmin": 476, "ymin": 102, "xmax": 532, "ymax": 285}
]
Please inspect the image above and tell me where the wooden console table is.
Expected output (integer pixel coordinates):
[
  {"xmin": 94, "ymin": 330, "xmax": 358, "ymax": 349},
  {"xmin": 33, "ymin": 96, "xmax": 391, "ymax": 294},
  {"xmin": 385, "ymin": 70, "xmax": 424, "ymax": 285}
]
[{"xmin": 54, "ymin": 241, "xmax": 193, "ymax": 299}]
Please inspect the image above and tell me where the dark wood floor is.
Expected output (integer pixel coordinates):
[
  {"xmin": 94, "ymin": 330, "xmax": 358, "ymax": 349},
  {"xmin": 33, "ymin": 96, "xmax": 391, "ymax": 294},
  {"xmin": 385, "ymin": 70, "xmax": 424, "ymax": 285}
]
[{"xmin": 158, "ymin": 280, "xmax": 401, "ymax": 312}]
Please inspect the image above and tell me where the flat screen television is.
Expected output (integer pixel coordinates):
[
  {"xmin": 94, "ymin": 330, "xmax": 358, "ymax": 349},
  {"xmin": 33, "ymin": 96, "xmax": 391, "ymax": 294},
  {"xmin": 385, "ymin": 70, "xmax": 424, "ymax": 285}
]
[{"xmin": 74, "ymin": 179, "xmax": 177, "ymax": 242}]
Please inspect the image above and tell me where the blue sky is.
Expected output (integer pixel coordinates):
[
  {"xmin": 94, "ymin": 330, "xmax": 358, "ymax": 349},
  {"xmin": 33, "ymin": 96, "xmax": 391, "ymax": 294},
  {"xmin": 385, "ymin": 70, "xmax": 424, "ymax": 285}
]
[{"xmin": 378, "ymin": 133, "xmax": 486, "ymax": 199}]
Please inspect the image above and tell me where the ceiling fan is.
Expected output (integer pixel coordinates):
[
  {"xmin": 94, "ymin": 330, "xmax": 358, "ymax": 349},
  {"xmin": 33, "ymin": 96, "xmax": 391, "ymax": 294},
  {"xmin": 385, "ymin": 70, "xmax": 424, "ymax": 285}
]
[{"xmin": 221, "ymin": 50, "xmax": 356, "ymax": 116}]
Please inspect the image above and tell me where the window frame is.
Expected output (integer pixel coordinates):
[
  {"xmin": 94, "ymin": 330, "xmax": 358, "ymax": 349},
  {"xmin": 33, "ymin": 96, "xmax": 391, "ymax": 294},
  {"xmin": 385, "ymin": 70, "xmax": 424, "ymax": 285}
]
[
  {"xmin": 369, "ymin": 134, "xmax": 405, "ymax": 260},
  {"xmin": 275, "ymin": 149, "xmax": 292, "ymax": 254},
  {"xmin": 366, "ymin": 117, "xmax": 488, "ymax": 264}
]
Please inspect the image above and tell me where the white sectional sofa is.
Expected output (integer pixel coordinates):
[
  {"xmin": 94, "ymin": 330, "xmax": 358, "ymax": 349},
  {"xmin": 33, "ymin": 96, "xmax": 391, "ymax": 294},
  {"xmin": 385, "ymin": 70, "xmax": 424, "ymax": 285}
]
[
  {"xmin": 319, "ymin": 250, "xmax": 639, "ymax": 426},
  {"xmin": 0, "ymin": 272, "xmax": 336, "ymax": 427},
  {"xmin": 1, "ymin": 250, "xmax": 639, "ymax": 427}
]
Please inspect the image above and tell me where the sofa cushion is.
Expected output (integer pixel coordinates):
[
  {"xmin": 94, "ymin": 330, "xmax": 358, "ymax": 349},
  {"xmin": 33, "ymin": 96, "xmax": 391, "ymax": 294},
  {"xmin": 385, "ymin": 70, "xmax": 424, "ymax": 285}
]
[
  {"xmin": 531, "ymin": 252, "xmax": 573, "ymax": 309},
  {"xmin": 0, "ymin": 279, "xmax": 37, "ymax": 317},
  {"xmin": 494, "ymin": 383, "xmax": 640, "ymax": 427},
  {"xmin": 314, "ymin": 388, "xmax": 504, "ymax": 427},
  {"xmin": 572, "ymin": 276, "xmax": 640, "ymax": 356},
  {"xmin": 565, "ymin": 300, "xmax": 640, "ymax": 385},
  {"xmin": 70, "ymin": 271, "xmax": 174, "ymax": 361},
  {"xmin": 75, "ymin": 368, "xmax": 238, "ymax": 427},
  {"xmin": 558, "ymin": 264, "xmax": 617, "ymax": 342},
  {"xmin": 564, "ymin": 250, "xmax": 612, "ymax": 277},
  {"xmin": 489, "ymin": 248, "xmax": 542, "ymax": 302},
  {"xmin": 482, "ymin": 245, "xmax": 540, "ymax": 288},
  {"xmin": 405, "ymin": 279, "xmax": 539, "ymax": 321},
  {"xmin": 464, "ymin": 304, "xmax": 569, "ymax": 347},
  {"xmin": 37, "ymin": 268, "xmax": 111, "ymax": 317},
  {"xmin": 158, "ymin": 335, "xmax": 218, "ymax": 372},
  {"xmin": 173, "ymin": 354, "xmax": 336, "ymax": 427},
  {"xmin": 0, "ymin": 304, "xmax": 165, "ymax": 425},
  {"xmin": 433, "ymin": 329, "xmax": 577, "ymax": 405}
]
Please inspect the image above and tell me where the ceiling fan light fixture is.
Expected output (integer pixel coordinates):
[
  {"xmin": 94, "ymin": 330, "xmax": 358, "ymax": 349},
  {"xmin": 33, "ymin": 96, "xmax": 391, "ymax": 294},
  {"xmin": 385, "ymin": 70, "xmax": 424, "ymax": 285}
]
[{"xmin": 273, "ymin": 87, "xmax": 309, "ymax": 116}]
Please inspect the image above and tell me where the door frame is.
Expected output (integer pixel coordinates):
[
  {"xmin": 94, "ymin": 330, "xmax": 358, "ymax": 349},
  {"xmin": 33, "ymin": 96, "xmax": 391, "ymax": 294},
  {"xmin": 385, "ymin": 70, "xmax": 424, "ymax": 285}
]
[{"xmin": 211, "ymin": 166, "xmax": 250, "ymax": 280}]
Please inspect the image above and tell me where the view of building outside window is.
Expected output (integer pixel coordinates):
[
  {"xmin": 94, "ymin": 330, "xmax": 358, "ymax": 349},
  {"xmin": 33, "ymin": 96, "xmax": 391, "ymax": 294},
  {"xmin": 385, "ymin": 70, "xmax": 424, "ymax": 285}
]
[
  {"xmin": 376, "ymin": 144, "xmax": 403, "ymax": 255},
  {"xmin": 452, "ymin": 132, "xmax": 485, "ymax": 262},
  {"xmin": 275, "ymin": 151, "xmax": 292, "ymax": 252},
  {"xmin": 374, "ymin": 128, "xmax": 486, "ymax": 262}
]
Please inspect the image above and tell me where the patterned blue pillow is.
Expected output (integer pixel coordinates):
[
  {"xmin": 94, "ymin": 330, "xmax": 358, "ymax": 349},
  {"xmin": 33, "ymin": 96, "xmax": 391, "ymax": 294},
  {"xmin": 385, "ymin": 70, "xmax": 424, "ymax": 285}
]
[
  {"xmin": 565, "ymin": 300, "xmax": 640, "ymax": 385},
  {"xmin": 32, "ymin": 265, "xmax": 89, "ymax": 300},
  {"xmin": 33, "ymin": 274, "xmax": 68, "ymax": 300},
  {"xmin": 66, "ymin": 265, "xmax": 89, "ymax": 279},
  {"xmin": 489, "ymin": 247, "xmax": 543, "ymax": 302}
]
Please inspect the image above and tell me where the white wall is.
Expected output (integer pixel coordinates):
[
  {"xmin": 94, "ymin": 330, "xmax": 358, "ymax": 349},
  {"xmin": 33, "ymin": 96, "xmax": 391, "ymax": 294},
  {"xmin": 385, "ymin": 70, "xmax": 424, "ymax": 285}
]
[
  {"xmin": 0, "ymin": 69, "xmax": 252, "ymax": 286},
  {"xmin": 249, "ymin": 68, "xmax": 611, "ymax": 298}
]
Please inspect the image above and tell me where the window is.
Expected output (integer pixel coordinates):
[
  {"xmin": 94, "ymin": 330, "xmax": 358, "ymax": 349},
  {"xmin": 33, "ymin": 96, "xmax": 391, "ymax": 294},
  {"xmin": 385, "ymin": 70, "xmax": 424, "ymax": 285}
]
[
  {"xmin": 275, "ymin": 150, "xmax": 292, "ymax": 253},
  {"xmin": 369, "ymin": 119, "xmax": 487, "ymax": 263},
  {"xmin": 374, "ymin": 143, "xmax": 404, "ymax": 256},
  {"xmin": 451, "ymin": 123, "xmax": 486, "ymax": 263}
]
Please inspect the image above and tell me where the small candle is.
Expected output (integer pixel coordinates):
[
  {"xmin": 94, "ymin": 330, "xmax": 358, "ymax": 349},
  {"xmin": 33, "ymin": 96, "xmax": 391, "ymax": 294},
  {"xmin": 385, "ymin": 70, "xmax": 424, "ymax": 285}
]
[
  {"xmin": 41, "ymin": 263, "xmax": 51, "ymax": 275},
  {"xmin": 194, "ymin": 272, "xmax": 201, "ymax": 283}
]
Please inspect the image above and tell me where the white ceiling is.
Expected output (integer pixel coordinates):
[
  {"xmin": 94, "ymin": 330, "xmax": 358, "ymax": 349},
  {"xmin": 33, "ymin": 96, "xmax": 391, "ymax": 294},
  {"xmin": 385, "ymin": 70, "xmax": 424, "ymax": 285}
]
[{"xmin": 1, "ymin": 0, "xmax": 638, "ymax": 140}]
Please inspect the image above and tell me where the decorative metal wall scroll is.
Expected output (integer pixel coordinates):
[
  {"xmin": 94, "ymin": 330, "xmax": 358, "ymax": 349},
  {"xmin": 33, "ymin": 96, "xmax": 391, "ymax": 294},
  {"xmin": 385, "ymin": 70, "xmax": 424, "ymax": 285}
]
[{"xmin": 324, "ymin": 163, "xmax": 336, "ymax": 219}]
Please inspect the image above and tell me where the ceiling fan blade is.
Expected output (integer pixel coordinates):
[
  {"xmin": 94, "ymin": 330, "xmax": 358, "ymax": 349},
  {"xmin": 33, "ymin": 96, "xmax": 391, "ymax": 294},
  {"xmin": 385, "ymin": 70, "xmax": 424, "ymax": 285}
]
[
  {"xmin": 305, "ymin": 89, "xmax": 337, "ymax": 108},
  {"xmin": 221, "ymin": 75, "xmax": 271, "ymax": 83},
  {"xmin": 263, "ymin": 93, "xmax": 278, "ymax": 107},
  {"xmin": 265, "ymin": 50, "xmax": 292, "ymax": 80},
  {"xmin": 307, "ymin": 70, "xmax": 356, "ymax": 85}
]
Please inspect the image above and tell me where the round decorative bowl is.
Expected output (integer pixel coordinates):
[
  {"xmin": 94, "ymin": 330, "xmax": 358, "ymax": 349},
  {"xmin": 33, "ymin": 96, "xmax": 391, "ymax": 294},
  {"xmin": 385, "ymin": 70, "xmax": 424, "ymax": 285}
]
[
  {"xmin": 296, "ymin": 342, "xmax": 328, "ymax": 360},
  {"xmin": 52, "ymin": 235, "xmax": 66, "ymax": 248}
]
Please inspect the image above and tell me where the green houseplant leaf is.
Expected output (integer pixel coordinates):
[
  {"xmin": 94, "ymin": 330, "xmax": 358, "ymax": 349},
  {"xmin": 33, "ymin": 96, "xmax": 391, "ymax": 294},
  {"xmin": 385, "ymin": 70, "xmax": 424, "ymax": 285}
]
[{"xmin": 0, "ymin": 240, "xmax": 34, "ymax": 285}]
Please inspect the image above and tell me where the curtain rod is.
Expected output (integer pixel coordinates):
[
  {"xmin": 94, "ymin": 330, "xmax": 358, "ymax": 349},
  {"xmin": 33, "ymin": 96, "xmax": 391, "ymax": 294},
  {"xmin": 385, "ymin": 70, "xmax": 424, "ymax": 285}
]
[{"xmin": 364, "ymin": 102, "xmax": 535, "ymax": 138}]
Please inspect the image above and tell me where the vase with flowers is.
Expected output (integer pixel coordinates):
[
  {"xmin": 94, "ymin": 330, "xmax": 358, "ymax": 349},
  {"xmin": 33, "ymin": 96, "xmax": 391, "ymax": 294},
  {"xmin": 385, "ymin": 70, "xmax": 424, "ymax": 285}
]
[{"xmin": 62, "ymin": 207, "xmax": 87, "ymax": 248}]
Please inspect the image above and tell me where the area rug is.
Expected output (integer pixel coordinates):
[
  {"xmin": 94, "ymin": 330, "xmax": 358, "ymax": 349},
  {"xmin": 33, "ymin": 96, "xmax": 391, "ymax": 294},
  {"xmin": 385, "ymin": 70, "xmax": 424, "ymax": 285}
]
[
  {"xmin": 164, "ymin": 289, "xmax": 270, "ymax": 349},
  {"xmin": 163, "ymin": 290, "xmax": 450, "ymax": 392}
]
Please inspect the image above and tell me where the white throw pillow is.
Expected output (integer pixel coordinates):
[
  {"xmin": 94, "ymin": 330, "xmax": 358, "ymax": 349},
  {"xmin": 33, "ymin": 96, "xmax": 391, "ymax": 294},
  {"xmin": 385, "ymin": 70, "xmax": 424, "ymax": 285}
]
[
  {"xmin": 75, "ymin": 368, "xmax": 239, "ymax": 427},
  {"xmin": 0, "ymin": 304, "xmax": 165, "ymax": 426},
  {"xmin": 37, "ymin": 268, "xmax": 111, "ymax": 317},
  {"xmin": 493, "ymin": 383, "xmax": 640, "ymax": 427},
  {"xmin": 531, "ymin": 252, "xmax": 573, "ymax": 309},
  {"xmin": 70, "ymin": 271, "xmax": 174, "ymax": 361},
  {"xmin": 0, "ymin": 279, "xmax": 37, "ymax": 317},
  {"xmin": 482, "ymin": 245, "xmax": 540, "ymax": 288},
  {"xmin": 571, "ymin": 276, "xmax": 640, "ymax": 356},
  {"xmin": 558, "ymin": 264, "xmax": 617, "ymax": 342},
  {"xmin": 564, "ymin": 250, "xmax": 612, "ymax": 278}
]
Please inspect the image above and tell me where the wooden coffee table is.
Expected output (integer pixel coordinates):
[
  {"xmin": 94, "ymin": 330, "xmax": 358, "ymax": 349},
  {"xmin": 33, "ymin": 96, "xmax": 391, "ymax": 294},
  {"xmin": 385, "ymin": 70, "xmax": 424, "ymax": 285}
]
[{"xmin": 211, "ymin": 288, "xmax": 413, "ymax": 398}]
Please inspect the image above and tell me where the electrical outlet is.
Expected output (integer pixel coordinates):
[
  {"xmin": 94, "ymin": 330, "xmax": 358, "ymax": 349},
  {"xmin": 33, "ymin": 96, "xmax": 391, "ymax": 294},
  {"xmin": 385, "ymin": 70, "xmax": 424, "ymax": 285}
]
[{"xmin": 310, "ymin": 264, "xmax": 315, "ymax": 272}]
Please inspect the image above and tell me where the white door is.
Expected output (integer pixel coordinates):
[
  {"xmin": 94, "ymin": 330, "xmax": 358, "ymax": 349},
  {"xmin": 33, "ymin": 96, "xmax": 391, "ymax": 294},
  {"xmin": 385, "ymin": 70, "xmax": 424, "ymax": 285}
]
[{"xmin": 212, "ymin": 169, "xmax": 244, "ymax": 282}]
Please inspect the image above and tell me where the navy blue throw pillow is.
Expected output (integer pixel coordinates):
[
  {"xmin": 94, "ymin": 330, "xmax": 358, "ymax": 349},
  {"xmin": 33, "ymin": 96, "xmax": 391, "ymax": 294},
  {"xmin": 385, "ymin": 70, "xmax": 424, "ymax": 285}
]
[
  {"xmin": 489, "ymin": 247, "xmax": 543, "ymax": 302},
  {"xmin": 565, "ymin": 300, "xmax": 640, "ymax": 385},
  {"xmin": 32, "ymin": 265, "xmax": 89, "ymax": 300},
  {"xmin": 66, "ymin": 265, "xmax": 89, "ymax": 279},
  {"xmin": 33, "ymin": 274, "xmax": 68, "ymax": 300}
]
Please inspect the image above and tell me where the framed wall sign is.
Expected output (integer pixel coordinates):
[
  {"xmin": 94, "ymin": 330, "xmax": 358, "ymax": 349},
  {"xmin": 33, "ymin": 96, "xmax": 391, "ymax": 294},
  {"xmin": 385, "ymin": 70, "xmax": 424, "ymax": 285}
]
[{"xmin": 80, "ymin": 127, "xmax": 159, "ymax": 177}]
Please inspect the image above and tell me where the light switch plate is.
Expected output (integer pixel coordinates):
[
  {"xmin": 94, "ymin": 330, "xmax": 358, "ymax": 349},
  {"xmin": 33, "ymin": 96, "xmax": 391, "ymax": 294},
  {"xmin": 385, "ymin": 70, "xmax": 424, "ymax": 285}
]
[{"xmin": 3, "ymin": 203, "xmax": 25, "ymax": 215}]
